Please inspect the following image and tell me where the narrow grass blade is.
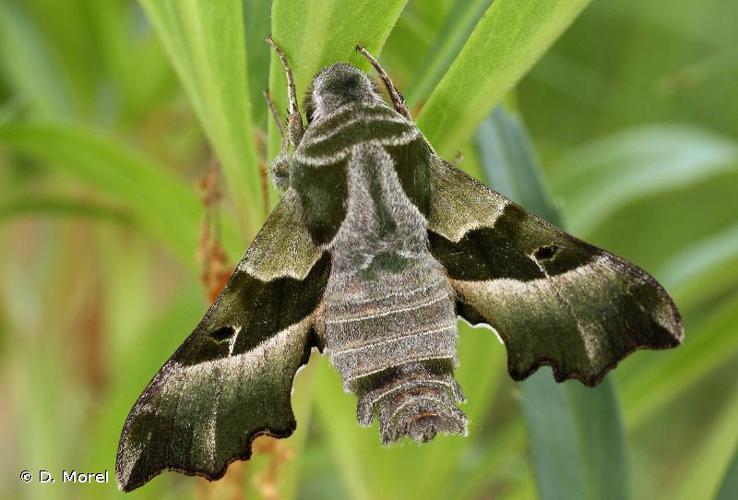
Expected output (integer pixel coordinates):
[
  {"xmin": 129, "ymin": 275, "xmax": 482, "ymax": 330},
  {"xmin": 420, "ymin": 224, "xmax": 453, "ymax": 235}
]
[
  {"xmin": 0, "ymin": 194, "xmax": 132, "ymax": 225},
  {"xmin": 716, "ymin": 446, "xmax": 738, "ymax": 500},
  {"xmin": 312, "ymin": 357, "xmax": 374, "ymax": 500},
  {"xmin": 478, "ymin": 106, "xmax": 629, "ymax": 500},
  {"xmin": 379, "ymin": 5, "xmax": 438, "ymax": 85},
  {"xmin": 0, "ymin": 1, "xmax": 74, "ymax": 118},
  {"xmin": 672, "ymin": 388, "xmax": 738, "ymax": 500},
  {"xmin": 140, "ymin": 0, "xmax": 263, "ymax": 236},
  {"xmin": 519, "ymin": 373, "xmax": 587, "ymax": 499},
  {"xmin": 550, "ymin": 125, "xmax": 738, "ymax": 236},
  {"xmin": 243, "ymin": 0, "xmax": 273, "ymax": 127},
  {"xmin": 657, "ymin": 224, "xmax": 738, "ymax": 312},
  {"xmin": 476, "ymin": 107, "xmax": 559, "ymax": 222},
  {"xmin": 0, "ymin": 122, "xmax": 239, "ymax": 267},
  {"xmin": 417, "ymin": 0, "xmax": 592, "ymax": 156},
  {"xmin": 404, "ymin": 0, "xmax": 493, "ymax": 107}
]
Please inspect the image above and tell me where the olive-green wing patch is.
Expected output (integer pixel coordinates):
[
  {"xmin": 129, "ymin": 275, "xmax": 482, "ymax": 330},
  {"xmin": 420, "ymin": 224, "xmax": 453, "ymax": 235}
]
[
  {"xmin": 428, "ymin": 159, "xmax": 683, "ymax": 386},
  {"xmin": 116, "ymin": 189, "xmax": 330, "ymax": 492}
]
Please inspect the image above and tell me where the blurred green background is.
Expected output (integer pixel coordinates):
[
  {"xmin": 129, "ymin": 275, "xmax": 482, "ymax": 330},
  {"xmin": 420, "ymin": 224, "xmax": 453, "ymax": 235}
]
[{"xmin": 1, "ymin": 1, "xmax": 737, "ymax": 499}]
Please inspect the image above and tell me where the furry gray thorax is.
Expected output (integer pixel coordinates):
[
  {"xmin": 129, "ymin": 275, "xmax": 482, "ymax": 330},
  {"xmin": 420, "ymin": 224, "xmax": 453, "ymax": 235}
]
[{"xmin": 317, "ymin": 135, "xmax": 468, "ymax": 444}]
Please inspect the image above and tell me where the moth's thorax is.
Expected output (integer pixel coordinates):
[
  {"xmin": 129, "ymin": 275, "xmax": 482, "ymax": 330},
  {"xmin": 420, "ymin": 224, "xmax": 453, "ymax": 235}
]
[
  {"xmin": 328, "ymin": 142, "xmax": 428, "ymax": 272},
  {"xmin": 291, "ymin": 100, "xmax": 432, "ymax": 247}
]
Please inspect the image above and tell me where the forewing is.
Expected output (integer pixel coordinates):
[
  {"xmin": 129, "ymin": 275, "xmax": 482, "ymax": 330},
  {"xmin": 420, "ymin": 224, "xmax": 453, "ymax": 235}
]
[
  {"xmin": 116, "ymin": 189, "xmax": 330, "ymax": 491},
  {"xmin": 427, "ymin": 158, "xmax": 683, "ymax": 386}
]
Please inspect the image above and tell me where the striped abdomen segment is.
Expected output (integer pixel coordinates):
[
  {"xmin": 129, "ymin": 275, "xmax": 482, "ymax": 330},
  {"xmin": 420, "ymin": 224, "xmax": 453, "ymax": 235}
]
[{"xmin": 323, "ymin": 264, "xmax": 467, "ymax": 444}]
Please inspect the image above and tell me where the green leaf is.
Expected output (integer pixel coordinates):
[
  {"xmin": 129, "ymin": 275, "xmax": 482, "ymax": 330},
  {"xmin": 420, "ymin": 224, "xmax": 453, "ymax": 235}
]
[
  {"xmin": 139, "ymin": 0, "xmax": 262, "ymax": 236},
  {"xmin": 379, "ymin": 4, "xmax": 440, "ymax": 86},
  {"xmin": 0, "ymin": 1, "xmax": 74, "ymax": 118},
  {"xmin": 313, "ymin": 357, "xmax": 374, "ymax": 500},
  {"xmin": 716, "ymin": 445, "xmax": 738, "ymax": 500},
  {"xmin": 672, "ymin": 388, "xmax": 738, "ymax": 500},
  {"xmin": 268, "ymin": 0, "xmax": 408, "ymax": 156},
  {"xmin": 550, "ymin": 126, "xmax": 738, "ymax": 236},
  {"xmin": 0, "ymin": 121, "xmax": 239, "ymax": 267},
  {"xmin": 520, "ymin": 375, "xmax": 629, "ymax": 500},
  {"xmin": 417, "ymin": 0, "xmax": 592, "ymax": 156},
  {"xmin": 404, "ymin": 0, "xmax": 492, "ymax": 107},
  {"xmin": 0, "ymin": 193, "xmax": 132, "ymax": 225},
  {"xmin": 409, "ymin": 0, "xmax": 456, "ymax": 31},
  {"xmin": 476, "ymin": 107, "xmax": 560, "ymax": 222},
  {"xmin": 478, "ymin": 106, "xmax": 629, "ymax": 500},
  {"xmin": 657, "ymin": 224, "xmax": 738, "ymax": 312},
  {"xmin": 243, "ymin": 0, "xmax": 273, "ymax": 127}
]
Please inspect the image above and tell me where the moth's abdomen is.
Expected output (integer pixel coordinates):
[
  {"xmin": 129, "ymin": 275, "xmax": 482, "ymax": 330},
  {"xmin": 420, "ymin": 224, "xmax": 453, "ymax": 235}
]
[
  {"xmin": 365, "ymin": 361, "xmax": 467, "ymax": 444},
  {"xmin": 326, "ymin": 267, "xmax": 455, "ymax": 383},
  {"xmin": 324, "ymin": 265, "xmax": 467, "ymax": 444},
  {"xmin": 317, "ymin": 136, "xmax": 466, "ymax": 443}
]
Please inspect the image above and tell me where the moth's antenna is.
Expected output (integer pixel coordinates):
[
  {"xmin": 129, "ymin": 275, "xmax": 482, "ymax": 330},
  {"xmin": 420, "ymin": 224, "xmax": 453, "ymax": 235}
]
[
  {"xmin": 356, "ymin": 44, "xmax": 412, "ymax": 120},
  {"xmin": 267, "ymin": 35, "xmax": 304, "ymax": 146},
  {"xmin": 263, "ymin": 90, "xmax": 288, "ymax": 152}
]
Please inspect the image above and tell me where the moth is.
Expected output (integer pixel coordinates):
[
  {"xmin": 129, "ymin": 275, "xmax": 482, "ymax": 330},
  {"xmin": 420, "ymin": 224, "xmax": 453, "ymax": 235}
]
[{"xmin": 116, "ymin": 39, "xmax": 683, "ymax": 492}]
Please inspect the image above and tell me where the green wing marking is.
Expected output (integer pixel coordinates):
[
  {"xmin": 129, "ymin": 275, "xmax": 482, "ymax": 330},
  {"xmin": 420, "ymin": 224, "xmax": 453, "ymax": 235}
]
[
  {"xmin": 428, "ymin": 159, "xmax": 683, "ymax": 386},
  {"xmin": 116, "ymin": 189, "xmax": 329, "ymax": 492}
]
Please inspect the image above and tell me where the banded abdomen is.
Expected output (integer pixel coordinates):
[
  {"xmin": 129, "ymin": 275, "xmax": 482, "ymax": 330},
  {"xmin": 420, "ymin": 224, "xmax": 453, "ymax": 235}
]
[
  {"xmin": 324, "ymin": 261, "xmax": 466, "ymax": 443},
  {"xmin": 296, "ymin": 107, "xmax": 468, "ymax": 442}
]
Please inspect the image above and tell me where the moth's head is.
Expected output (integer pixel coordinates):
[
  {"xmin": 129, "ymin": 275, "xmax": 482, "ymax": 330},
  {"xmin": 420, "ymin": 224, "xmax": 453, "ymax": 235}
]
[{"xmin": 305, "ymin": 63, "xmax": 382, "ymax": 122}]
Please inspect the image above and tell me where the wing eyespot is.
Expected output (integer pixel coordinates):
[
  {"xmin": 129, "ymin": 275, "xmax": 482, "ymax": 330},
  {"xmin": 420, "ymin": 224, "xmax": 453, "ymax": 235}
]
[
  {"xmin": 209, "ymin": 325, "xmax": 237, "ymax": 343},
  {"xmin": 533, "ymin": 244, "xmax": 561, "ymax": 260}
]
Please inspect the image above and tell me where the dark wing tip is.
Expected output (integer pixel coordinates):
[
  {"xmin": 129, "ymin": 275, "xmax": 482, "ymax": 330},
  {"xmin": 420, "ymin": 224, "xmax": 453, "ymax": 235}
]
[
  {"xmin": 541, "ymin": 247, "xmax": 684, "ymax": 386},
  {"xmin": 505, "ymin": 256, "xmax": 684, "ymax": 388},
  {"xmin": 115, "ymin": 423, "xmax": 296, "ymax": 492}
]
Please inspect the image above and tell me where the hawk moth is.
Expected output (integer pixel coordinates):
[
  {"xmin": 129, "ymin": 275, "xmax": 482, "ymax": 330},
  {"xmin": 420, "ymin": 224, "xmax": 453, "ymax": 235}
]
[{"xmin": 115, "ymin": 39, "xmax": 683, "ymax": 492}]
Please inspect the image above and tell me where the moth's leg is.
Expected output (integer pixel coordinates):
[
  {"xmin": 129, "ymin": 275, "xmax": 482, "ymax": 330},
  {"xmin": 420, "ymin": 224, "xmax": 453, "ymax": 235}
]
[
  {"xmin": 264, "ymin": 90, "xmax": 288, "ymax": 152},
  {"xmin": 267, "ymin": 35, "xmax": 305, "ymax": 147},
  {"xmin": 263, "ymin": 90, "xmax": 292, "ymax": 191},
  {"xmin": 356, "ymin": 44, "xmax": 412, "ymax": 120}
]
